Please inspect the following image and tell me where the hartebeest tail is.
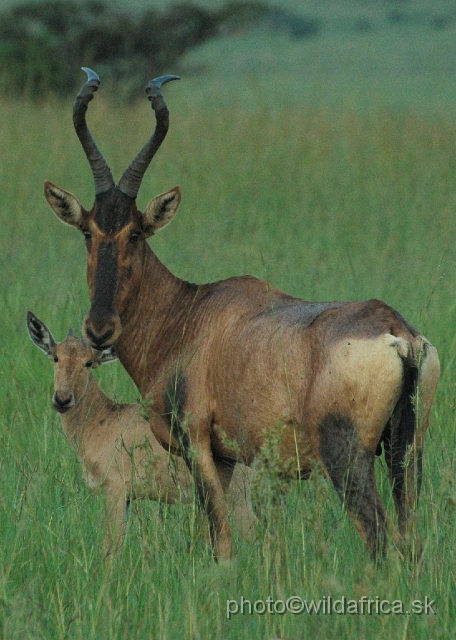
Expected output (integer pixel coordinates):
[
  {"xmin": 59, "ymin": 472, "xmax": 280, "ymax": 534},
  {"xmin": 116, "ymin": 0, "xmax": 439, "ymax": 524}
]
[
  {"xmin": 382, "ymin": 343, "xmax": 437, "ymax": 551},
  {"xmin": 27, "ymin": 312, "xmax": 256, "ymax": 555},
  {"xmin": 44, "ymin": 69, "xmax": 440, "ymax": 562}
]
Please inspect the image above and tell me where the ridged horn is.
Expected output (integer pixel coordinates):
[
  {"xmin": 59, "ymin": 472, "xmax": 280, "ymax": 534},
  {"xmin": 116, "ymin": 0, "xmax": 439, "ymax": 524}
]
[
  {"xmin": 118, "ymin": 75, "xmax": 180, "ymax": 199},
  {"xmin": 73, "ymin": 67, "xmax": 115, "ymax": 195}
]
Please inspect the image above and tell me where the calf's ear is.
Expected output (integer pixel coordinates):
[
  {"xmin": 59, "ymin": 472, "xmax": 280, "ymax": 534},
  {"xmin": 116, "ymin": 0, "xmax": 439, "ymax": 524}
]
[{"xmin": 27, "ymin": 311, "xmax": 56, "ymax": 357}]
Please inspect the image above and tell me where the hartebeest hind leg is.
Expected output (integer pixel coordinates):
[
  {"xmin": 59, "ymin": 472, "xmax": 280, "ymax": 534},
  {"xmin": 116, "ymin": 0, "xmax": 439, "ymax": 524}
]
[{"xmin": 319, "ymin": 414, "xmax": 388, "ymax": 561}]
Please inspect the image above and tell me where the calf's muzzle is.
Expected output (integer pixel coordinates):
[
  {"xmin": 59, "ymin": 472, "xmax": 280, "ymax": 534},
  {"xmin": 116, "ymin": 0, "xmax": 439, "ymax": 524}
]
[{"xmin": 53, "ymin": 391, "xmax": 74, "ymax": 413}]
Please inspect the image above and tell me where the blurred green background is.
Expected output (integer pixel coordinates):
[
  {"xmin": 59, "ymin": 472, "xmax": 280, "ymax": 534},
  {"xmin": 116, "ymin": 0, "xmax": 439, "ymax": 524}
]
[{"xmin": 0, "ymin": 0, "xmax": 456, "ymax": 112}]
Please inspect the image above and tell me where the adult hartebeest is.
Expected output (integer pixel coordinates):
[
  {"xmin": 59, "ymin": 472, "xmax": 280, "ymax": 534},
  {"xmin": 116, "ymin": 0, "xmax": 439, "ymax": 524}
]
[
  {"xmin": 44, "ymin": 68, "xmax": 440, "ymax": 562},
  {"xmin": 27, "ymin": 311, "xmax": 256, "ymax": 554}
]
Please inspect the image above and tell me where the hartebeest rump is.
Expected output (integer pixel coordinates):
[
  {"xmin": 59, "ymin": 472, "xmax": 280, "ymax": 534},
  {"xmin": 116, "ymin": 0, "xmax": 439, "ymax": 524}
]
[
  {"xmin": 44, "ymin": 68, "xmax": 440, "ymax": 562},
  {"xmin": 27, "ymin": 311, "xmax": 256, "ymax": 554}
]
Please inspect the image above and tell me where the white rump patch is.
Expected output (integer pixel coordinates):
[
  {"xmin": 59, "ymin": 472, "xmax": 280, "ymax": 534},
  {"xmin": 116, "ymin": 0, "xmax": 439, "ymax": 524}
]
[{"xmin": 387, "ymin": 335, "xmax": 409, "ymax": 360}]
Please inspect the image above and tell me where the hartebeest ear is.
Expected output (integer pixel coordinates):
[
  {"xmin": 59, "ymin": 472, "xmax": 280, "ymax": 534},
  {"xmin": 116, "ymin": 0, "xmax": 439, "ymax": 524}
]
[
  {"xmin": 27, "ymin": 311, "xmax": 57, "ymax": 357},
  {"xmin": 141, "ymin": 186, "xmax": 181, "ymax": 237},
  {"xmin": 44, "ymin": 180, "xmax": 88, "ymax": 228},
  {"xmin": 92, "ymin": 345, "xmax": 118, "ymax": 369}
]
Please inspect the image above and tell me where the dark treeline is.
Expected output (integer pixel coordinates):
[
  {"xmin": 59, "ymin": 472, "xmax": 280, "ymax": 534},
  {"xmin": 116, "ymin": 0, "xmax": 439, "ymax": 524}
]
[
  {"xmin": 0, "ymin": 0, "xmax": 318, "ymax": 98},
  {"xmin": 1, "ymin": 0, "xmax": 452, "ymax": 99}
]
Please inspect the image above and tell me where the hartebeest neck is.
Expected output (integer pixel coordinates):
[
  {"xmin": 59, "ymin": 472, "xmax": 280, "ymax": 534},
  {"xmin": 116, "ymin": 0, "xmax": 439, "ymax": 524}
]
[
  {"xmin": 113, "ymin": 243, "xmax": 199, "ymax": 395},
  {"xmin": 59, "ymin": 373, "xmax": 117, "ymax": 450}
]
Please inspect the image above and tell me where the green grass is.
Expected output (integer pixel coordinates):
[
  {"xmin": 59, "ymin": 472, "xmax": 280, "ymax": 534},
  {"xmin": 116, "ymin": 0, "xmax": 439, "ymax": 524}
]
[{"xmin": 0, "ymin": 82, "xmax": 455, "ymax": 638}]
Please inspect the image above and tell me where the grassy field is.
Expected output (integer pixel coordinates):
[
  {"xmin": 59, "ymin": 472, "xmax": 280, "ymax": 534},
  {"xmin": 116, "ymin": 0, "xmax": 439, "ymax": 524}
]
[{"xmin": 0, "ymin": 73, "xmax": 455, "ymax": 639}]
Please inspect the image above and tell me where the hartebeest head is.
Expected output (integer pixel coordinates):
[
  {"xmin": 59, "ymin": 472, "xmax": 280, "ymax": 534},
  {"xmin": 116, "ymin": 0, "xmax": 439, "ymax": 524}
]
[
  {"xmin": 45, "ymin": 68, "xmax": 181, "ymax": 349},
  {"xmin": 27, "ymin": 311, "xmax": 117, "ymax": 413}
]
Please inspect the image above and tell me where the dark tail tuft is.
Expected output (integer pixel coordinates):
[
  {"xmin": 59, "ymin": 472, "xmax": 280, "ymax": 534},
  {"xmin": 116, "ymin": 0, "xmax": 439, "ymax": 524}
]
[{"xmin": 382, "ymin": 354, "xmax": 419, "ymax": 493}]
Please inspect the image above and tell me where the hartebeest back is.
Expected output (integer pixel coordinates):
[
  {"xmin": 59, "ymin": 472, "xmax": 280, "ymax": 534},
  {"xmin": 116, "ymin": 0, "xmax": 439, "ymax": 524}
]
[
  {"xmin": 27, "ymin": 311, "xmax": 256, "ymax": 555},
  {"xmin": 44, "ymin": 69, "xmax": 440, "ymax": 562}
]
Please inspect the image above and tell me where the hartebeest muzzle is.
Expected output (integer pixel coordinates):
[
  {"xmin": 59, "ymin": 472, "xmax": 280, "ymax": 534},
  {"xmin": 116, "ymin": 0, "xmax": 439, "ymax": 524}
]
[
  {"xmin": 52, "ymin": 390, "xmax": 74, "ymax": 413},
  {"xmin": 84, "ymin": 316, "xmax": 122, "ymax": 350}
]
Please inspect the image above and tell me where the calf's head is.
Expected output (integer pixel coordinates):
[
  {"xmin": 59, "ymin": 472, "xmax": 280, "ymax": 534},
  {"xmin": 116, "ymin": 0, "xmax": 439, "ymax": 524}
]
[
  {"xmin": 27, "ymin": 312, "xmax": 117, "ymax": 413},
  {"xmin": 44, "ymin": 69, "xmax": 181, "ymax": 349}
]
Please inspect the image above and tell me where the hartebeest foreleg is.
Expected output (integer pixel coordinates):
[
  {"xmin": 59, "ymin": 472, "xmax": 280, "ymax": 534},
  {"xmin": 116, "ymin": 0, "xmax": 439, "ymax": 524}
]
[{"xmin": 182, "ymin": 434, "xmax": 233, "ymax": 560}]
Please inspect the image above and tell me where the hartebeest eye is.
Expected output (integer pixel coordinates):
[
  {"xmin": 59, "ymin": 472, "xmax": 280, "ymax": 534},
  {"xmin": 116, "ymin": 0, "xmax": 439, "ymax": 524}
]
[
  {"xmin": 82, "ymin": 230, "xmax": 92, "ymax": 240},
  {"xmin": 53, "ymin": 356, "xmax": 59, "ymax": 363},
  {"xmin": 84, "ymin": 360, "xmax": 93, "ymax": 368},
  {"xmin": 129, "ymin": 231, "xmax": 141, "ymax": 243}
]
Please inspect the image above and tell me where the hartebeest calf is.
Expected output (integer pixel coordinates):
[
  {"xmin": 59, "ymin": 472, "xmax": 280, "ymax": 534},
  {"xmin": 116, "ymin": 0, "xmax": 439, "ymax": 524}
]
[
  {"xmin": 43, "ymin": 68, "xmax": 440, "ymax": 562},
  {"xmin": 27, "ymin": 311, "xmax": 256, "ymax": 554}
]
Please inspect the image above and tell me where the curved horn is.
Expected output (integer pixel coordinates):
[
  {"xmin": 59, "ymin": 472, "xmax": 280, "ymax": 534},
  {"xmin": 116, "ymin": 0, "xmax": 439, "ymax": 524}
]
[
  {"xmin": 73, "ymin": 67, "xmax": 115, "ymax": 195},
  {"xmin": 118, "ymin": 75, "xmax": 180, "ymax": 199}
]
